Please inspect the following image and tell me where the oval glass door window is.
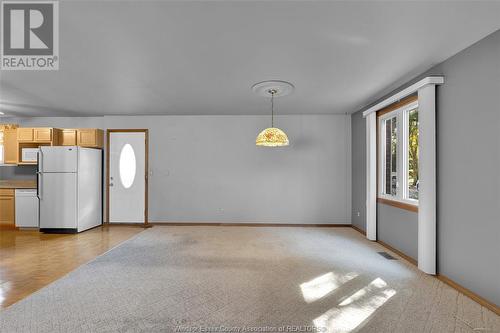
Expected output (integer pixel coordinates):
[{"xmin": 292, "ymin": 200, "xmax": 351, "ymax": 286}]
[{"xmin": 119, "ymin": 144, "xmax": 136, "ymax": 189}]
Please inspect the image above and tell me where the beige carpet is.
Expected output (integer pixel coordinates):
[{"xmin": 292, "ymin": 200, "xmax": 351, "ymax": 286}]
[{"xmin": 0, "ymin": 226, "xmax": 498, "ymax": 332}]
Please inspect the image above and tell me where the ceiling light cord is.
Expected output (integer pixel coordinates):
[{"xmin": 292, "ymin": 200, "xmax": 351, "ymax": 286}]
[{"xmin": 271, "ymin": 91, "xmax": 275, "ymax": 128}]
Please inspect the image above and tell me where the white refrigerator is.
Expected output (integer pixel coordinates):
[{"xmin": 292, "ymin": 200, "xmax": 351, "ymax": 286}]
[{"xmin": 38, "ymin": 146, "xmax": 102, "ymax": 233}]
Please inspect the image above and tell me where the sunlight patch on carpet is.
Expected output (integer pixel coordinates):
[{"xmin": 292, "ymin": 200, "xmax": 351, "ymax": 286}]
[
  {"xmin": 313, "ymin": 278, "xmax": 396, "ymax": 333},
  {"xmin": 300, "ymin": 272, "xmax": 358, "ymax": 303}
]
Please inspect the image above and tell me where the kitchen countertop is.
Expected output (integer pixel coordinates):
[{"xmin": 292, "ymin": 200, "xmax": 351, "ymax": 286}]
[{"xmin": 0, "ymin": 180, "xmax": 37, "ymax": 189}]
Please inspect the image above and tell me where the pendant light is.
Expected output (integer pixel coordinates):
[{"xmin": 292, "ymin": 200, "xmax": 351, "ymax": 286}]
[{"xmin": 253, "ymin": 80, "xmax": 293, "ymax": 147}]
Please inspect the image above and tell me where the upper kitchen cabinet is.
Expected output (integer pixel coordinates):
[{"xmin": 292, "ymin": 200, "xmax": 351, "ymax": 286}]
[
  {"xmin": 34, "ymin": 128, "xmax": 53, "ymax": 142},
  {"xmin": 60, "ymin": 129, "xmax": 77, "ymax": 146},
  {"xmin": 60, "ymin": 129, "xmax": 103, "ymax": 148},
  {"xmin": 16, "ymin": 128, "xmax": 61, "ymax": 165},
  {"xmin": 16, "ymin": 128, "xmax": 34, "ymax": 142},
  {"xmin": 17, "ymin": 128, "xmax": 60, "ymax": 143},
  {"xmin": 1, "ymin": 125, "xmax": 18, "ymax": 164},
  {"xmin": 77, "ymin": 129, "xmax": 104, "ymax": 148},
  {"xmin": 4, "ymin": 127, "xmax": 103, "ymax": 165}
]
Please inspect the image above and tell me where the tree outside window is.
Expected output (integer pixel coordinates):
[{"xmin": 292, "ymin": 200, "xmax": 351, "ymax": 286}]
[{"xmin": 408, "ymin": 109, "xmax": 419, "ymax": 200}]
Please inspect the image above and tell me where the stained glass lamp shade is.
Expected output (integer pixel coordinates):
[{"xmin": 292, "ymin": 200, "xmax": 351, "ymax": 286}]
[{"xmin": 255, "ymin": 127, "xmax": 289, "ymax": 147}]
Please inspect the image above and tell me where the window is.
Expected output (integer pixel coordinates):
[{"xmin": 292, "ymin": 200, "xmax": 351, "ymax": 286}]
[
  {"xmin": 378, "ymin": 100, "xmax": 419, "ymax": 205},
  {"xmin": 384, "ymin": 116, "xmax": 398, "ymax": 196},
  {"xmin": 119, "ymin": 143, "xmax": 136, "ymax": 189}
]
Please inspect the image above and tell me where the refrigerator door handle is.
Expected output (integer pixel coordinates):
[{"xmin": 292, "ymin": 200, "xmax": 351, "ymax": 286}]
[
  {"xmin": 38, "ymin": 148, "xmax": 43, "ymax": 172},
  {"xmin": 37, "ymin": 149, "xmax": 42, "ymax": 200},
  {"xmin": 37, "ymin": 172, "xmax": 42, "ymax": 200}
]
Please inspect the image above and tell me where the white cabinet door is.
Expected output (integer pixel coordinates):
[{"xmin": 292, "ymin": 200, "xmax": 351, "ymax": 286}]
[
  {"xmin": 109, "ymin": 132, "xmax": 146, "ymax": 223},
  {"xmin": 39, "ymin": 173, "xmax": 77, "ymax": 229}
]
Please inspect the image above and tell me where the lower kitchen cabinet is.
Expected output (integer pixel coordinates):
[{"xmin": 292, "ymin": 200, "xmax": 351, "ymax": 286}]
[{"xmin": 0, "ymin": 189, "xmax": 15, "ymax": 228}]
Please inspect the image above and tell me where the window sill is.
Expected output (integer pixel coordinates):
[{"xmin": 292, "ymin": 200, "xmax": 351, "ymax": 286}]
[{"xmin": 377, "ymin": 197, "xmax": 418, "ymax": 213}]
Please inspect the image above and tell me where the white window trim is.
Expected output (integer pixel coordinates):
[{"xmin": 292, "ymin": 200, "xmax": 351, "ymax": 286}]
[
  {"xmin": 378, "ymin": 100, "xmax": 419, "ymax": 206},
  {"xmin": 362, "ymin": 76, "xmax": 443, "ymax": 117}
]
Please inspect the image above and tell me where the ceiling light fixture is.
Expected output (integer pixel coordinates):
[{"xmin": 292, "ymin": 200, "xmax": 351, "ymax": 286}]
[{"xmin": 252, "ymin": 80, "xmax": 294, "ymax": 147}]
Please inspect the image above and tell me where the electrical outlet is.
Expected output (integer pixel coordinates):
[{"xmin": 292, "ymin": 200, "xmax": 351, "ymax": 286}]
[{"xmin": 357, "ymin": 212, "xmax": 360, "ymax": 217}]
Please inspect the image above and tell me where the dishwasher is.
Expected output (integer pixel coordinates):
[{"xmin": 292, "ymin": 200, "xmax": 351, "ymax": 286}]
[{"xmin": 15, "ymin": 189, "xmax": 39, "ymax": 228}]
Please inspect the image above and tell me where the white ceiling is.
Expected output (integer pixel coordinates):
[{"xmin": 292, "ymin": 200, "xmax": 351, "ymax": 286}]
[{"xmin": 1, "ymin": 1, "xmax": 499, "ymax": 117}]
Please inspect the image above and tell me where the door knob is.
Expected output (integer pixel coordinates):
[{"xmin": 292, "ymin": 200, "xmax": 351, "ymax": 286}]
[{"xmin": 109, "ymin": 183, "xmax": 114, "ymax": 187}]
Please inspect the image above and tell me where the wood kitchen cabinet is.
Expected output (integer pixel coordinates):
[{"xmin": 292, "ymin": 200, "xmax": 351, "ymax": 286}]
[
  {"xmin": 60, "ymin": 129, "xmax": 77, "ymax": 146},
  {"xmin": 59, "ymin": 128, "xmax": 103, "ymax": 148},
  {"xmin": 33, "ymin": 128, "xmax": 53, "ymax": 142},
  {"xmin": 17, "ymin": 128, "xmax": 34, "ymax": 141},
  {"xmin": 77, "ymin": 129, "xmax": 103, "ymax": 148},
  {"xmin": 18, "ymin": 128, "xmax": 59, "ymax": 143},
  {"xmin": 7, "ymin": 127, "xmax": 102, "ymax": 165},
  {"xmin": 0, "ymin": 189, "xmax": 15, "ymax": 228},
  {"xmin": 3, "ymin": 128, "xmax": 18, "ymax": 164}
]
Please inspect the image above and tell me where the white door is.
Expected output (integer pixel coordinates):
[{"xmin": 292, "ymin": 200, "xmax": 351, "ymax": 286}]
[{"xmin": 109, "ymin": 132, "xmax": 146, "ymax": 223}]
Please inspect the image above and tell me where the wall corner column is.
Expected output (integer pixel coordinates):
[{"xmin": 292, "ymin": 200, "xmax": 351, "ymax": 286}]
[
  {"xmin": 366, "ymin": 112, "xmax": 377, "ymax": 240},
  {"xmin": 417, "ymin": 84, "xmax": 438, "ymax": 274}
]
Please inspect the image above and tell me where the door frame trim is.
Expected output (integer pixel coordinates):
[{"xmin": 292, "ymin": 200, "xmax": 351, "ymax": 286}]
[{"xmin": 106, "ymin": 129, "xmax": 149, "ymax": 226}]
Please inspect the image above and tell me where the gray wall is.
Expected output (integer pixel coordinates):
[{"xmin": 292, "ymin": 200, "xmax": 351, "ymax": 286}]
[
  {"xmin": 351, "ymin": 30, "xmax": 500, "ymax": 305},
  {"xmin": 377, "ymin": 203, "xmax": 418, "ymax": 260},
  {"xmin": 433, "ymin": 30, "xmax": 500, "ymax": 306},
  {"xmin": 351, "ymin": 110, "xmax": 366, "ymax": 231},
  {"xmin": 0, "ymin": 165, "xmax": 37, "ymax": 180},
  {"xmin": 3, "ymin": 114, "xmax": 352, "ymax": 225}
]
